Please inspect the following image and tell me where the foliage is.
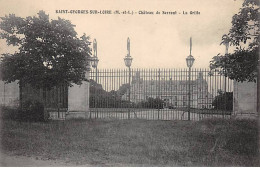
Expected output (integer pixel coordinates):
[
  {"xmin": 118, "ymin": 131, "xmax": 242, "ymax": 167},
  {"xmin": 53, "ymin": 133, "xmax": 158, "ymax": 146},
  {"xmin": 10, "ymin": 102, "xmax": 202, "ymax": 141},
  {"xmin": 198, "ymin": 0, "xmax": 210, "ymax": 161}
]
[
  {"xmin": 0, "ymin": 106, "xmax": 19, "ymax": 120},
  {"xmin": 210, "ymin": 0, "xmax": 259, "ymax": 82},
  {"xmin": 135, "ymin": 97, "xmax": 164, "ymax": 109},
  {"xmin": 0, "ymin": 11, "xmax": 91, "ymax": 89},
  {"xmin": 0, "ymin": 100, "xmax": 46, "ymax": 121},
  {"xmin": 210, "ymin": 48, "xmax": 258, "ymax": 82},
  {"xmin": 89, "ymin": 80, "xmax": 164, "ymax": 109},
  {"xmin": 18, "ymin": 99, "xmax": 46, "ymax": 121},
  {"xmin": 212, "ymin": 92, "xmax": 233, "ymax": 111},
  {"xmin": 89, "ymin": 80, "xmax": 130, "ymax": 108}
]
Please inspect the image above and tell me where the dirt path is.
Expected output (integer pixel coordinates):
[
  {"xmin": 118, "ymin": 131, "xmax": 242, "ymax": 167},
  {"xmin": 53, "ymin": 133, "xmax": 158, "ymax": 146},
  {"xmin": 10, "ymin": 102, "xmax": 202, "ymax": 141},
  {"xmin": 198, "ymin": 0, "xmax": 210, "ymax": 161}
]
[
  {"xmin": 0, "ymin": 153, "xmax": 80, "ymax": 167},
  {"xmin": 0, "ymin": 153, "xmax": 143, "ymax": 167}
]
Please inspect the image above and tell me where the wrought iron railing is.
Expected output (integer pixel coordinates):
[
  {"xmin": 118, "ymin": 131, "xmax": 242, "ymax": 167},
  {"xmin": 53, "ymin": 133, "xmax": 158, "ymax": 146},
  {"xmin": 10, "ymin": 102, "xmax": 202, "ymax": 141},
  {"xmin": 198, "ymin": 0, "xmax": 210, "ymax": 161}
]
[{"xmin": 89, "ymin": 68, "xmax": 233, "ymax": 121}]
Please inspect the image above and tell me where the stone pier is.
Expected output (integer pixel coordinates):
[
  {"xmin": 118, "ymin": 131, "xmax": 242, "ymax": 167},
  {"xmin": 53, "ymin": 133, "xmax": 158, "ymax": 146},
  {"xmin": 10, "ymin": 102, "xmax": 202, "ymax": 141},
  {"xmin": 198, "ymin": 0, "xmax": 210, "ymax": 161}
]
[
  {"xmin": 67, "ymin": 69, "xmax": 90, "ymax": 119},
  {"xmin": 233, "ymin": 80, "xmax": 257, "ymax": 114}
]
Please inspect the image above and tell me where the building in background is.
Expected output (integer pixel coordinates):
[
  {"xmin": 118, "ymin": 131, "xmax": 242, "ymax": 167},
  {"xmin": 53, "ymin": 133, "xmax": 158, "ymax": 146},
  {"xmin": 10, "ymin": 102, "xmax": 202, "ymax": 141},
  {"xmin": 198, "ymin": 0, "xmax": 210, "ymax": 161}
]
[{"xmin": 123, "ymin": 71, "xmax": 213, "ymax": 109}]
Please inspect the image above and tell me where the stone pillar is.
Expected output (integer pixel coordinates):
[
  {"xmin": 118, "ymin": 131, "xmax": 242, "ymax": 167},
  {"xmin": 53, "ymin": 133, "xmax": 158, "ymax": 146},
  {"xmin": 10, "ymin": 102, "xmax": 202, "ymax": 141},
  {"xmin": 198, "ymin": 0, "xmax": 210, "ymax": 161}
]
[
  {"xmin": 67, "ymin": 68, "xmax": 90, "ymax": 119},
  {"xmin": 85, "ymin": 69, "xmax": 90, "ymax": 115},
  {"xmin": 0, "ymin": 80, "xmax": 20, "ymax": 107},
  {"xmin": 233, "ymin": 80, "xmax": 257, "ymax": 114}
]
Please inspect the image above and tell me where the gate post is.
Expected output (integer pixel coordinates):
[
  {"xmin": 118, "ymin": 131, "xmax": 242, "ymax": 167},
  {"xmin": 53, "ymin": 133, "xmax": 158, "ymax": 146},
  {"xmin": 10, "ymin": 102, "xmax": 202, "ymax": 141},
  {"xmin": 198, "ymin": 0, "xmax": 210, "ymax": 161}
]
[
  {"xmin": 67, "ymin": 62, "xmax": 91, "ymax": 119},
  {"xmin": 85, "ymin": 66, "xmax": 91, "ymax": 118},
  {"xmin": 158, "ymin": 69, "xmax": 160, "ymax": 120}
]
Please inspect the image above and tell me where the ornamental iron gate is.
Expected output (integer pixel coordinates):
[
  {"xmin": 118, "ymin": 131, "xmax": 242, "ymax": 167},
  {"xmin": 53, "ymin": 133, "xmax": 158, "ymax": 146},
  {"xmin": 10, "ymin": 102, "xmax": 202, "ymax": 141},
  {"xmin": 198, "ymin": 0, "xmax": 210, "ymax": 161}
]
[{"xmin": 89, "ymin": 68, "xmax": 233, "ymax": 121}]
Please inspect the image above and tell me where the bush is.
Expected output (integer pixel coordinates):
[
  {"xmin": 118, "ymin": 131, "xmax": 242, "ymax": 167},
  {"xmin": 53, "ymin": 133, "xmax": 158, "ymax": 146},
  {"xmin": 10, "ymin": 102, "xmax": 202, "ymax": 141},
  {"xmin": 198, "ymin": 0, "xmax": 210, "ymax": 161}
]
[
  {"xmin": 212, "ymin": 92, "xmax": 233, "ymax": 111},
  {"xmin": 1, "ymin": 100, "xmax": 46, "ymax": 122},
  {"xmin": 0, "ymin": 106, "xmax": 19, "ymax": 120},
  {"xmin": 134, "ymin": 97, "xmax": 164, "ymax": 109},
  {"xmin": 19, "ymin": 100, "xmax": 45, "ymax": 121}
]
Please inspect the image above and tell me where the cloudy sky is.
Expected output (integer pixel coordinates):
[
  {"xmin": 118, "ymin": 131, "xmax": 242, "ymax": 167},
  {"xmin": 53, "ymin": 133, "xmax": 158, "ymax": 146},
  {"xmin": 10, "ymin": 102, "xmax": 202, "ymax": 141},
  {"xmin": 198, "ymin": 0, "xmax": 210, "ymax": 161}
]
[{"xmin": 0, "ymin": 0, "xmax": 243, "ymax": 69}]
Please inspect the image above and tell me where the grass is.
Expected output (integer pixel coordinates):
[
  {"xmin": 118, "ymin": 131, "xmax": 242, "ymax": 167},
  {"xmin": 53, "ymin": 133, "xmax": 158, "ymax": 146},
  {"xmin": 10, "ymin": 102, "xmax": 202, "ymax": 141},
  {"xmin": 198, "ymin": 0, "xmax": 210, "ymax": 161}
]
[{"xmin": 0, "ymin": 116, "xmax": 259, "ymax": 166}]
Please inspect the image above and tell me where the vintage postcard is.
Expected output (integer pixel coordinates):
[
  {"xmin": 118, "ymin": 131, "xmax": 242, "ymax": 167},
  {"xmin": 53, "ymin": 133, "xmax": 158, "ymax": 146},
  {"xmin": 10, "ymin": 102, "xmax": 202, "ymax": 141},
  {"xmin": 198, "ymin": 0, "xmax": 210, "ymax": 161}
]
[{"xmin": 0, "ymin": 0, "xmax": 259, "ymax": 167}]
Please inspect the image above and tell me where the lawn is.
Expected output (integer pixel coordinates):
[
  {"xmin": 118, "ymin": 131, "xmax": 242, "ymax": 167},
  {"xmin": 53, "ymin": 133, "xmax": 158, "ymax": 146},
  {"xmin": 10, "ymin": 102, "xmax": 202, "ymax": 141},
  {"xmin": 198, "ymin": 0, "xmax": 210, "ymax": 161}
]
[{"xmin": 0, "ymin": 117, "xmax": 259, "ymax": 166}]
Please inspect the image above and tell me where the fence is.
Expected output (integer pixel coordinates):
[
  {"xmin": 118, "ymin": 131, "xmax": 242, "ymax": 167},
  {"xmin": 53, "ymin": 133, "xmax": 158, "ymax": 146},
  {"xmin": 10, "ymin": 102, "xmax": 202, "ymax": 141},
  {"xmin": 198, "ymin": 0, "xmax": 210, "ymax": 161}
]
[
  {"xmin": 89, "ymin": 68, "xmax": 233, "ymax": 121},
  {"xmin": 22, "ymin": 83, "xmax": 68, "ymax": 120},
  {"xmin": 22, "ymin": 83, "xmax": 68, "ymax": 109}
]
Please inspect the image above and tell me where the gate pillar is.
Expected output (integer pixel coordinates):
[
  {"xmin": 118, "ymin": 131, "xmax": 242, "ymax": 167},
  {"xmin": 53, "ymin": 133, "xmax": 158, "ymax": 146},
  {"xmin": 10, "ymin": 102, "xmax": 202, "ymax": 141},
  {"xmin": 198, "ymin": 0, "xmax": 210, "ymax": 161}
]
[
  {"xmin": 67, "ymin": 65, "xmax": 91, "ymax": 119},
  {"xmin": 233, "ymin": 80, "xmax": 257, "ymax": 114}
]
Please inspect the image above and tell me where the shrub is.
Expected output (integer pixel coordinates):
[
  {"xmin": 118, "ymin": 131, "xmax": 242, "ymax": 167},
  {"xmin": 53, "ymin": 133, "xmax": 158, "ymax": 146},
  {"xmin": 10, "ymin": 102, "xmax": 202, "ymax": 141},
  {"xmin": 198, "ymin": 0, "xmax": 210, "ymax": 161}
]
[
  {"xmin": 212, "ymin": 92, "xmax": 233, "ymax": 110},
  {"xmin": 19, "ymin": 100, "xmax": 45, "ymax": 122},
  {"xmin": 0, "ymin": 106, "xmax": 19, "ymax": 120},
  {"xmin": 1, "ymin": 100, "xmax": 46, "ymax": 122}
]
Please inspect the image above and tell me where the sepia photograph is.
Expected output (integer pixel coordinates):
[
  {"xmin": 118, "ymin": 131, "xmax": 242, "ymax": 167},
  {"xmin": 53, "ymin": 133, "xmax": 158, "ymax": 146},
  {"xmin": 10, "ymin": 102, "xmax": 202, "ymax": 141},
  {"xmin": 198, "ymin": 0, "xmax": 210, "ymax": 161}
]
[{"xmin": 0, "ymin": 0, "xmax": 259, "ymax": 167}]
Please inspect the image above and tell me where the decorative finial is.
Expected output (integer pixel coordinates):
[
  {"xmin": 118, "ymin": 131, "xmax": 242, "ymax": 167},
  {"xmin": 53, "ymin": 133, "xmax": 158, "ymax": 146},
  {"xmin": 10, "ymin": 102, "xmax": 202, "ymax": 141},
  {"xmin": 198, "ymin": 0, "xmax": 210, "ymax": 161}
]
[
  {"xmin": 93, "ymin": 39, "xmax": 97, "ymax": 57},
  {"xmin": 127, "ymin": 37, "xmax": 130, "ymax": 56},
  {"xmin": 225, "ymin": 42, "xmax": 229, "ymax": 55},
  {"xmin": 222, "ymin": 34, "xmax": 230, "ymax": 55},
  {"xmin": 190, "ymin": 37, "xmax": 192, "ymax": 56}
]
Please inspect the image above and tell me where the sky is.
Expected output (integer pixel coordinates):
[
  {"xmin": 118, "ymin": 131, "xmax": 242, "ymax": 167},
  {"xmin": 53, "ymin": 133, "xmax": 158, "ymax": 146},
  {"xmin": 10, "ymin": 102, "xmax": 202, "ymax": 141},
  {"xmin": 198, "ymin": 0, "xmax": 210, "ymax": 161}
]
[{"xmin": 0, "ymin": 0, "xmax": 244, "ymax": 69}]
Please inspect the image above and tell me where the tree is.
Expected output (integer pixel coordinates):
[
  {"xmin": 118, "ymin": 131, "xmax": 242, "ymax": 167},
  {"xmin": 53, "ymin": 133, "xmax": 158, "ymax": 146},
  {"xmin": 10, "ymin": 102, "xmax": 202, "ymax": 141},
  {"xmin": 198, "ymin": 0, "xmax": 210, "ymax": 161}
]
[
  {"xmin": 210, "ymin": 0, "xmax": 259, "ymax": 82},
  {"xmin": 89, "ymin": 80, "xmax": 130, "ymax": 108},
  {"xmin": 0, "ymin": 11, "xmax": 91, "ymax": 92}
]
